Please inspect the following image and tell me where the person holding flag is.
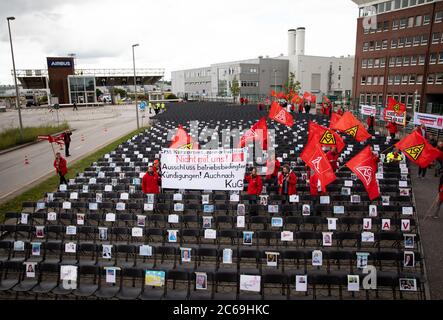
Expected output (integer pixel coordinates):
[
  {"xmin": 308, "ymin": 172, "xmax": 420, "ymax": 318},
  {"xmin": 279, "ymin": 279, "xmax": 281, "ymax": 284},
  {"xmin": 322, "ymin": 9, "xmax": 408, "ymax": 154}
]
[
  {"xmin": 238, "ymin": 117, "xmax": 268, "ymax": 150},
  {"xmin": 386, "ymin": 120, "xmax": 398, "ymax": 139},
  {"xmin": 268, "ymin": 101, "xmax": 294, "ymax": 127},
  {"xmin": 326, "ymin": 147, "xmax": 340, "ymax": 172},
  {"xmin": 265, "ymin": 155, "xmax": 281, "ymax": 186},
  {"xmin": 386, "ymin": 148, "xmax": 403, "ymax": 163},
  {"xmin": 367, "ymin": 115, "xmax": 375, "ymax": 133},
  {"xmin": 54, "ymin": 152, "xmax": 68, "ymax": 186}
]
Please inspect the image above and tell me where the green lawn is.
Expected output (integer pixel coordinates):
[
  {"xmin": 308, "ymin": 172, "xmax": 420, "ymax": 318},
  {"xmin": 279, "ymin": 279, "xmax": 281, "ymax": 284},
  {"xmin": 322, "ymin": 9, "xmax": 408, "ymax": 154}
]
[
  {"xmin": 0, "ymin": 122, "xmax": 70, "ymax": 151},
  {"xmin": 0, "ymin": 126, "xmax": 149, "ymax": 222}
]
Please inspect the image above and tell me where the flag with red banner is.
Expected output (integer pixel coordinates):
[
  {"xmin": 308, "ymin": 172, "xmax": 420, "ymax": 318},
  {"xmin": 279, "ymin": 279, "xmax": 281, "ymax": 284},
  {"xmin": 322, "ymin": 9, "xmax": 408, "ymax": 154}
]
[
  {"xmin": 269, "ymin": 101, "xmax": 295, "ymax": 127},
  {"xmin": 170, "ymin": 125, "xmax": 199, "ymax": 150},
  {"xmin": 345, "ymin": 146, "xmax": 380, "ymax": 200},
  {"xmin": 308, "ymin": 121, "xmax": 345, "ymax": 153},
  {"xmin": 38, "ymin": 135, "xmax": 64, "ymax": 145},
  {"xmin": 323, "ymin": 96, "xmax": 332, "ymax": 106},
  {"xmin": 386, "ymin": 97, "xmax": 406, "ymax": 115},
  {"xmin": 291, "ymin": 93, "xmax": 304, "ymax": 105},
  {"xmin": 303, "ymin": 92, "xmax": 316, "ymax": 104},
  {"xmin": 395, "ymin": 130, "xmax": 442, "ymax": 168},
  {"xmin": 238, "ymin": 117, "xmax": 268, "ymax": 150},
  {"xmin": 329, "ymin": 112, "xmax": 342, "ymax": 128},
  {"xmin": 330, "ymin": 111, "xmax": 371, "ymax": 142},
  {"xmin": 300, "ymin": 141, "xmax": 336, "ymax": 191}
]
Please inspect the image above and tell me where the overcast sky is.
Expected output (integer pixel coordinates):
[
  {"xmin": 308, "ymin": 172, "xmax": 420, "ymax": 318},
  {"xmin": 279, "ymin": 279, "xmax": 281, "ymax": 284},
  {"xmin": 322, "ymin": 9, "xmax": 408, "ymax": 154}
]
[{"xmin": 0, "ymin": 0, "xmax": 358, "ymax": 85}]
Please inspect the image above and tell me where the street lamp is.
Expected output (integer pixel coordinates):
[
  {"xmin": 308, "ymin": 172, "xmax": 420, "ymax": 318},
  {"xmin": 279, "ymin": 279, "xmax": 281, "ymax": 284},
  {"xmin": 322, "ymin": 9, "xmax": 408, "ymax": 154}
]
[
  {"xmin": 7, "ymin": 16, "xmax": 24, "ymax": 140},
  {"xmin": 132, "ymin": 44, "xmax": 140, "ymax": 129}
]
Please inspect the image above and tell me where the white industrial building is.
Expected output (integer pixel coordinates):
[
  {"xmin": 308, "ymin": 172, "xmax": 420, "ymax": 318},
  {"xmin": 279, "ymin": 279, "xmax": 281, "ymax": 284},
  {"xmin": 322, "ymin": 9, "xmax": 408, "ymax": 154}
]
[{"xmin": 172, "ymin": 28, "xmax": 355, "ymax": 102}]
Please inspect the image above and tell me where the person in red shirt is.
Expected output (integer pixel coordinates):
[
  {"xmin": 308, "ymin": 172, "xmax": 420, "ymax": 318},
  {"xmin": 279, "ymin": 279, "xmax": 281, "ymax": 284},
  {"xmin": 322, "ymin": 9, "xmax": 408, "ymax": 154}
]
[
  {"xmin": 142, "ymin": 166, "xmax": 161, "ymax": 194},
  {"xmin": 326, "ymin": 147, "xmax": 340, "ymax": 172},
  {"xmin": 245, "ymin": 167, "xmax": 263, "ymax": 197},
  {"xmin": 386, "ymin": 120, "xmax": 398, "ymax": 139},
  {"xmin": 298, "ymin": 103, "xmax": 304, "ymax": 114},
  {"xmin": 309, "ymin": 173, "xmax": 320, "ymax": 196},
  {"xmin": 53, "ymin": 152, "xmax": 68, "ymax": 186},
  {"xmin": 244, "ymin": 98, "xmax": 249, "ymax": 105},
  {"xmin": 239, "ymin": 97, "xmax": 244, "ymax": 105},
  {"xmin": 265, "ymin": 156, "xmax": 281, "ymax": 185},
  {"xmin": 367, "ymin": 115, "xmax": 375, "ymax": 132},
  {"xmin": 278, "ymin": 165, "xmax": 297, "ymax": 200}
]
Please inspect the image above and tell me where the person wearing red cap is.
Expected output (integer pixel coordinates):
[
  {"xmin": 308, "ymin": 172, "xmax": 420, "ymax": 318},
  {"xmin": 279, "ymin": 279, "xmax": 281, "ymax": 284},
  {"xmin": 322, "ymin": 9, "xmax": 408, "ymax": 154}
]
[{"xmin": 142, "ymin": 166, "xmax": 161, "ymax": 194}]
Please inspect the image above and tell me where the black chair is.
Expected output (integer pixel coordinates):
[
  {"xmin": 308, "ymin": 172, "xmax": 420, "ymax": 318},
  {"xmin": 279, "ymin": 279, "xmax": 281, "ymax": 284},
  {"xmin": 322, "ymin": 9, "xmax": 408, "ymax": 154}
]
[
  {"xmin": 164, "ymin": 270, "xmax": 190, "ymax": 300},
  {"xmin": 31, "ymin": 262, "xmax": 60, "ymax": 297},
  {"xmin": 94, "ymin": 268, "xmax": 121, "ymax": 299},
  {"xmin": 214, "ymin": 271, "xmax": 238, "ymax": 300},
  {"xmin": 189, "ymin": 272, "xmax": 214, "ymax": 300},
  {"xmin": 72, "ymin": 265, "xmax": 99, "ymax": 298},
  {"xmin": 115, "ymin": 268, "xmax": 144, "ymax": 300},
  {"xmin": 262, "ymin": 273, "xmax": 288, "ymax": 300}
]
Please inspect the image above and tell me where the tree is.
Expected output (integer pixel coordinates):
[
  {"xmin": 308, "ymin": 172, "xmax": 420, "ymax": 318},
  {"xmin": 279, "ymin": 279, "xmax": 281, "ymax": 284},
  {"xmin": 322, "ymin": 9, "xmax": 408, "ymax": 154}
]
[
  {"xmin": 111, "ymin": 87, "xmax": 127, "ymax": 98},
  {"xmin": 285, "ymin": 72, "xmax": 301, "ymax": 95},
  {"xmin": 230, "ymin": 77, "xmax": 240, "ymax": 103}
]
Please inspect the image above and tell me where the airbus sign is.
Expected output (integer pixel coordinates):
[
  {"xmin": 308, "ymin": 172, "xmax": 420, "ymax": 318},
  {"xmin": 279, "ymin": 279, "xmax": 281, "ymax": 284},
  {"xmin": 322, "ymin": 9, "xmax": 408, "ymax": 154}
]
[{"xmin": 47, "ymin": 58, "xmax": 73, "ymax": 68}]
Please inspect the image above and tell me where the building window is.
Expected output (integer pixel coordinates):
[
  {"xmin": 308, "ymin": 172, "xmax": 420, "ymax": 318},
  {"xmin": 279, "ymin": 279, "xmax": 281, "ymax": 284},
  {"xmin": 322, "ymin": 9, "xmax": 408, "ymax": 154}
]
[
  {"xmin": 417, "ymin": 75, "xmax": 423, "ymax": 84},
  {"xmin": 373, "ymin": 76, "xmax": 378, "ymax": 85},
  {"xmin": 384, "ymin": 21, "xmax": 390, "ymax": 31},
  {"xmin": 411, "ymin": 55, "xmax": 418, "ymax": 65},
  {"xmin": 421, "ymin": 35, "xmax": 428, "ymax": 46},
  {"xmin": 402, "ymin": 75, "xmax": 409, "ymax": 84},
  {"xmin": 381, "ymin": 57, "xmax": 386, "ymax": 67},
  {"xmin": 361, "ymin": 76, "xmax": 367, "ymax": 85},
  {"xmin": 413, "ymin": 35, "xmax": 421, "ymax": 46},
  {"xmin": 402, "ymin": 0, "xmax": 408, "ymax": 8},
  {"xmin": 436, "ymin": 74, "xmax": 443, "ymax": 84},
  {"xmin": 379, "ymin": 76, "xmax": 385, "ymax": 85},
  {"xmin": 407, "ymin": 95, "xmax": 414, "ymax": 108},
  {"xmin": 390, "ymin": 57, "xmax": 396, "ymax": 67},
  {"xmin": 409, "ymin": 74, "xmax": 416, "ymax": 84},
  {"xmin": 395, "ymin": 75, "xmax": 402, "ymax": 85},
  {"xmin": 428, "ymin": 74, "xmax": 435, "ymax": 84},
  {"xmin": 392, "ymin": 20, "xmax": 399, "ymax": 30},
  {"xmin": 439, "ymin": 53, "xmax": 443, "ymax": 64},
  {"xmin": 405, "ymin": 37, "xmax": 413, "ymax": 47},
  {"xmin": 423, "ymin": 14, "xmax": 431, "ymax": 25},
  {"xmin": 432, "ymin": 32, "xmax": 441, "ymax": 44},
  {"xmin": 419, "ymin": 55, "xmax": 425, "ymax": 65},
  {"xmin": 430, "ymin": 53, "xmax": 437, "ymax": 64},
  {"xmin": 415, "ymin": 15, "xmax": 422, "ymax": 26},
  {"xmin": 403, "ymin": 56, "xmax": 410, "ymax": 66},
  {"xmin": 436, "ymin": 12, "xmax": 443, "ymax": 23},
  {"xmin": 363, "ymin": 42, "xmax": 369, "ymax": 51},
  {"xmin": 408, "ymin": 16, "xmax": 414, "ymax": 28},
  {"xmin": 374, "ymin": 58, "xmax": 380, "ymax": 68},
  {"xmin": 391, "ymin": 39, "xmax": 397, "ymax": 49},
  {"xmin": 400, "ymin": 18, "xmax": 407, "ymax": 29},
  {"xmin": 396, "ymin": 57, "xmax": 403, "ymax": 67},
  {"xmin": 368, "ymin": 59, "xmax": 374, "ymax": 68},
  {"xmin": 399, "ymin": 37, "xmax": 405, "ymax": 48},
  {"xmin": 382, "ymin": 40, "xmax": 388, "ymax": 49},
  {"xmin": 362, "ymin": 59, "xmax": 368, "ymax": 68},
  {"xmin": 369, "ymin": 41, "xmax": 375, "ymax": 51},
  {"xmin": 376, "ymin": 41, "xmax": 382, "ymax": 50},
  {"xmin": 394, "ymin": 0, "xmax": 401, "ymax": 10},
  {"xmin": 360, "ymin": 94, "xmax": 365, "ymax": 103},
  {"xmin": 388, "ymin": 75, "xmax": 394, "ymax": 85},
  {"xmin": 367, "ymin": 76, "xmax": 373, "ymax": 85}
]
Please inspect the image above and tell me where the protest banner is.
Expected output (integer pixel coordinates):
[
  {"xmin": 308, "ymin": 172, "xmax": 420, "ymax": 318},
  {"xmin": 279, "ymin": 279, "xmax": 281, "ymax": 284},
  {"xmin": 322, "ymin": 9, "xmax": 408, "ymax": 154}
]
[
  {"xmin": 160, "ymin": 148, "xmax": 247, "ymax": 191},
  {"xmin": 413, "ymin": 112, "xmax": 443, "ymax": 130},
  {"xmin": 360, "ymin": 105, "xmax": 377, "ymax": 116}
]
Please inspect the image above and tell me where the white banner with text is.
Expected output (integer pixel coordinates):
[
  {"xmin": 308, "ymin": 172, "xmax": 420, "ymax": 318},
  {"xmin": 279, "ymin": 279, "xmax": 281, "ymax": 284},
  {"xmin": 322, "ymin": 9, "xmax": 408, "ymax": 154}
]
[{"xmin": 160, "ymin": 148, "xmax": 247, "ymax": 191}]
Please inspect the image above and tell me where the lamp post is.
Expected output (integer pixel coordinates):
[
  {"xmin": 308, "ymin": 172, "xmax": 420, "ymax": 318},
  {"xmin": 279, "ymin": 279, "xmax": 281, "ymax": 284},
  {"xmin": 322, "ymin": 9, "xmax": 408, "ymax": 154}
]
[
  {"xmin": 7, "ymin": 16, "xmax": 24, "ymax": 140},
  {"xmin": 132, "ymin": 44, "xmax": 140, "ymax": 129}
]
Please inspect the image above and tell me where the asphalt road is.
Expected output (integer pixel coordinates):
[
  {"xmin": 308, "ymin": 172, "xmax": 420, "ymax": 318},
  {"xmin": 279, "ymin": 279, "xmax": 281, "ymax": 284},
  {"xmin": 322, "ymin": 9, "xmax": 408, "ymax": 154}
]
[{"xmin": 0, "ymin": 105, "xmax": 153, "ymax": 202}]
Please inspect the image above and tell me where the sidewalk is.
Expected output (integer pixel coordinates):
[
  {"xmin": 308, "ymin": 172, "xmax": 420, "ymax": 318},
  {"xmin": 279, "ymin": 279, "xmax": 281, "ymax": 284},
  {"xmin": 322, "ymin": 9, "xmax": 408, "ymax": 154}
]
[
  {"xmin": 0, "ymin": 105, "xmax": 151, "ymax": 203},
  {"xmin": 410, "ymin": 165, "xmax": 443, "ymax": 299}
]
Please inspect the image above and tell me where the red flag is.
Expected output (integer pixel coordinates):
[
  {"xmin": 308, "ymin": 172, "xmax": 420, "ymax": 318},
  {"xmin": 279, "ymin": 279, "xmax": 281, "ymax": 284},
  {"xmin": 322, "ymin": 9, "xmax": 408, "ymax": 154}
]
[
  {"xmin": 291, "ymin": 93, "xmax": 304, "ymax": 105},
  {"xmin": 38, "ymin": 135, "xmax": 64, "ymax": 145},
  {"xmin": 330, "ymin": 112, "xmax": 342, "ymax": 128},
  {"xmin": 270, "ymin": 90, "xmax": 276, "ymax": 98},
  {"xmin": 303, "ymin": 92, "xmax": 316, "ymax": 103},
  {"xmin": 238, "ymin": 117, "xmax": 268, "ymax": 150},
  {"xmin": 323, "ymin": 96, "xmax": 332, "ymax": 106},
  {"xmin": 300, "ymin": 141, "xmax": 336, "ymax": 191},
  {"xmin": 346, "ymin": 146, "xmax": 380, "ymax": 201},
  {"xmin": 269, "ymin": 101, "xmax": 294, "ymax": 127},
  {"xmin": 170, "ymin": 125, "xmax": 199, "ymax": 149},
  {"xmin": 386, "ymin": 97, "xmax": 406, "ymax": 115},
  {"xmin": 395, "ymin": 130, "xmax": 442, "ymax": 168},
  {"xmin": 277, "ymin": 91, "xmax": 286, "ymax": 100},
  {"xmin": 308, "ymin": 121, "xmax": 345, "ymax": 153},
  {"xmin": 330, "ymin": 111, "xmax": 371, "ymax": 142}
]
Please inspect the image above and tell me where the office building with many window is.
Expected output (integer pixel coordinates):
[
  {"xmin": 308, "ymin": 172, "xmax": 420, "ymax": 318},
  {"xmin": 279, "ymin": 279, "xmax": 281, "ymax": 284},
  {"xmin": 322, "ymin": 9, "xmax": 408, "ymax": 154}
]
[{"xmin": 352, "ymin": 0, "xmax": 443, "ymax": 114}]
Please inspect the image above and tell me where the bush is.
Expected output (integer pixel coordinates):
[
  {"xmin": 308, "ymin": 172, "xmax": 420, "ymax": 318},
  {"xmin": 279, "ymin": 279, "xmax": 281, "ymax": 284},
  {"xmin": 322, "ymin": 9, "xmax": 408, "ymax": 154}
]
[{"xmin": 0, "ymin": 122, "xmax": 70, "ymax": 151}]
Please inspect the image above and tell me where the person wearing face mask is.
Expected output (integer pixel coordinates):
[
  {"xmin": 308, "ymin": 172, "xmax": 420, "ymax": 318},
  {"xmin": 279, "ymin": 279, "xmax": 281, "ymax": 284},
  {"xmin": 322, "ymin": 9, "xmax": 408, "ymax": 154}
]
[
  {"xmin": 278, "ymin": 165, "xmax": 297, "ymax": 202},
  {"xmin": 53, "ymin": 152, "xmax": 68, "ymax": 186},
  {"xmin": 142, "ymin": 166, "xmax": 161, "ymax": 194}
]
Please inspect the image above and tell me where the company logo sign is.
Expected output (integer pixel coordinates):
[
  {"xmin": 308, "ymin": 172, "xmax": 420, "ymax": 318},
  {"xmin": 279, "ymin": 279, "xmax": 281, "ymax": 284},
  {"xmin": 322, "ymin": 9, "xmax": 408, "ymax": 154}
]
[{"xmin": 47, "ymin": 59, "xmax": 72, "ymax": 68}]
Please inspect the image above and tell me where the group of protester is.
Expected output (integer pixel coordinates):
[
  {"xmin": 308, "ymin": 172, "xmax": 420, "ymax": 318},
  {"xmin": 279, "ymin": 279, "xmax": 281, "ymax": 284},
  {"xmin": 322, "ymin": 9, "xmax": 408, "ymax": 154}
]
[{"xmin": 149, "ymin": 102, "xmax": 166, "ymax": 115}]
